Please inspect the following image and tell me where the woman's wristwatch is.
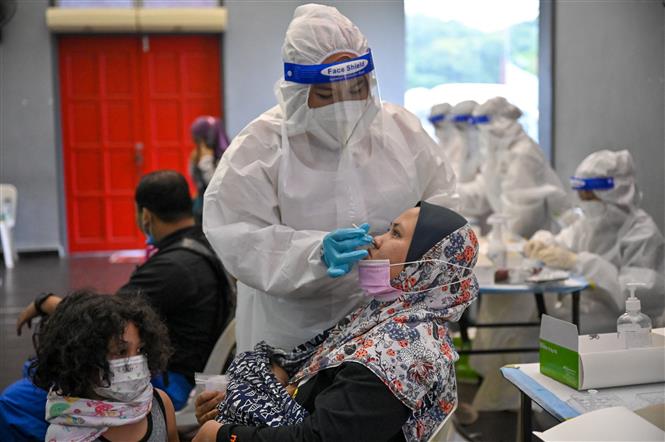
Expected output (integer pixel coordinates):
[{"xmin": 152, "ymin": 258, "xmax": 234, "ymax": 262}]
[{"xmin": 34, "ymin": 292, "xmax": 54, "ymax": 316}]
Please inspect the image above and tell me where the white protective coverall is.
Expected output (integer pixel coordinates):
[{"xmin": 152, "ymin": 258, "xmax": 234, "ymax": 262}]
[
  {"xmin": 528, "ymin": 149, "xmax": 665, "ymax": 334},
  {"xmin": 467, "ymin": 97, "xmax": 571, "ymax": 412},
  {"xmin": 203, "ymin": 4, "xmax": 456, "ymax": 351},
  {"xmin": 459, "ymin": 97, "xmax": 570, "ymax": 238},
  {"xmin": 431, "ymin": 101, "xmax": 480, "ymax": 185}
]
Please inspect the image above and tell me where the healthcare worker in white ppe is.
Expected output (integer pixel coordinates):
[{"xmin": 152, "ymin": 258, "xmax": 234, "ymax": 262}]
[
  {"xmin": 203, "ymin": 4, "xmax": 456, "ymax": 352},
  {"xmin": 525, "ymin": 149, "xmax": 665, "ymax": 333},
  {"xmin": 465, "ymin": 97, "xmax": 571, "ymax": 413},
  {"xmin": 430, "ymin": 101, "xmax": 481, "ymax": 186},
  {"xmin": 459, "ymin": 97, "xmax": 570, "ymax": 238}
]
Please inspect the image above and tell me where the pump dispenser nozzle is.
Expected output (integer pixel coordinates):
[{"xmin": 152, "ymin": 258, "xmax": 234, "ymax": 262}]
[{"xmin": 625, "ymin": 282, "xmax": 647, "ymax": 313}]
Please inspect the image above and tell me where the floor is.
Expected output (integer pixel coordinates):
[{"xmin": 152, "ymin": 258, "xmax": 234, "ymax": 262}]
[
  {"xmin": 0, "ymin": 254, "xmax": 135, "ymax": 390},
  {"xmin": 0, "ymin": 254, "xmax": 551, "ymax": 441}
]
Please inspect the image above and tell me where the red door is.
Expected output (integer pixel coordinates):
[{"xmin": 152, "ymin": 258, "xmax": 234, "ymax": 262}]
[
  {"xmin": 142, "ymin": 36, "xmax": 221, "ymax": 185},
  {"xmin": 59, "ymin": 35, "xmax": 221, "ymax": 252}
]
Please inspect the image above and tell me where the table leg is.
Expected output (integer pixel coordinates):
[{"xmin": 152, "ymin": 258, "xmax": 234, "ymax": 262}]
[
  {"xmin": 459, "ymin": 310, "xmax": 470, "ymax": 344},
  {"xmin": 535, "ymin": 292, "xmax": 547, "ymax": 317},
  {"xmin": 518, "ymin": 392, "xmax": 532, "ymax": 442},
  {"xmin": 572, "ymin": 291, "xmax": 580, "ymax": 326}
]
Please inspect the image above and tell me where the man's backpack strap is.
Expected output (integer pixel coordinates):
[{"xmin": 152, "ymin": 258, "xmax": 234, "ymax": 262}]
[{"xmin": 159, "ymin": 237, "xmax": 235, "ymax": 335}]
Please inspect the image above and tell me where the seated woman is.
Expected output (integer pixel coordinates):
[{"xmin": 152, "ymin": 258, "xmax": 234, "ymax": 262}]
[
  {"xmin": 30, "ymin": 291, "xmax": 179, "ymax": 442},
  {"xmin": 193, "ymin": 202, "xmax": 478, "ymax": 442}
]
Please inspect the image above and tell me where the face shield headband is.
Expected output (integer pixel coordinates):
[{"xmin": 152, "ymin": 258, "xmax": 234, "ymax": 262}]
[
  {"xmin": 450, "ymin": 114, "xmax": 473, "ymax": 124},
  {"xmin": 428, "ymin": 114, "xmax": 446, "ymax": 125},
  {"xmin": 570, "ymin": 176, "xmax": 615, "ymax": 191},
  {"xmin": 471, "ymin": 115, "xmax": 490, "ymax": 125},
  {"xmin": 284, "ymin": 50, "xmax": 375, "ymax": 84}
]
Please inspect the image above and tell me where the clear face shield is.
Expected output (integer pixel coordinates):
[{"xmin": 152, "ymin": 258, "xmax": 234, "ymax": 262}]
[
  {"xmin": 278, "ymin": 50, "xmax": 415, "ymax": 230},
  {"xmin": 570, "ymin": 175, "xmax": 615, "ymax": 219},
  {"xmin": 282, "ymin": 49, "xmax": 381, "ymax": 150}
]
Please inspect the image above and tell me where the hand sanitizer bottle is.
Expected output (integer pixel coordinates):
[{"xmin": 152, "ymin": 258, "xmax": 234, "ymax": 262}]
[{"xmin": 617, "ymin": 282, "xmax": 652, "ymax": 349}]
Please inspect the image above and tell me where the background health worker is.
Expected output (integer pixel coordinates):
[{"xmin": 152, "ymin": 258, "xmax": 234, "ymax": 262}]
[
  {"xmin": 525, "ymin": 149, "xmax": 665, "ymax": 333},
  {"xmin": 458, "ymin": 96, "xmax": 570, "ymax": 238},
  {"xmin": 433, "ymin": 100, "xmax": 482, "ymax": 186},
  {"xmin": 203, "ymin": 4, "xmax": 457, "ymax": 352},
  {"xmin": 463, "ymin": 97, "xmax": 571, "ymax": 412}
]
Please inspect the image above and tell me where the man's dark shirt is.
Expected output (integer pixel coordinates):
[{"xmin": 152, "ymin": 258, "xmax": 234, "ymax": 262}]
[{"xmin": 118, "ymin": 225, "xmax": 224, "ymax": 383}]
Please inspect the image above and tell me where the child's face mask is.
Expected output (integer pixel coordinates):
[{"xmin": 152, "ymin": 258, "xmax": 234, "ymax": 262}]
[{"xmin": 94, "ymin": 355, "xmax": 151, "ymax": 402}]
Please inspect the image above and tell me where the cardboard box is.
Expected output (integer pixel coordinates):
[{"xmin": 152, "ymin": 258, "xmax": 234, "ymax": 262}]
[{"xmin": 539, "ymin": 315, "xmax": 665, "ymax": 390}]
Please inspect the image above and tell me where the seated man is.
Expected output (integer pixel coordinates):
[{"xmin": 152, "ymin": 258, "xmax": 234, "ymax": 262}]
[
  {"xmin": 525, "ymin": 150, "xmax": 665, "ymax": 333},
  {"xmin": 2, "ymin": 171, "xmax": 231, "ymax": 440},
  {"xmin": 193, "ymin": 203, "xmax": 479, "ymax": 442}
]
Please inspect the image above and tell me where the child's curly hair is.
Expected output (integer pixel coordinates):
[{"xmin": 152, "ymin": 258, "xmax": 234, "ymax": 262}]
[{"xmin": 31, "ymin": 290, "xmax": 172, "ymax": 397}]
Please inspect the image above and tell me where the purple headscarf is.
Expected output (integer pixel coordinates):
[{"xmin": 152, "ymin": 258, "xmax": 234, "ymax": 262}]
[{"xmin": 190, "ymin": 116, "xmax": 230, "ymax": 160}]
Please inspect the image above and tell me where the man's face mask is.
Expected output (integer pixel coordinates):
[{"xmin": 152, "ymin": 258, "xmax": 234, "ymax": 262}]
[{"xmin": 94, "ymin": 355, "xmax": 151, "ymax": 402}]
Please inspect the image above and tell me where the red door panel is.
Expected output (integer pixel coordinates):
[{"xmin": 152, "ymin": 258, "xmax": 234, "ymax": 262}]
[
  {"xmin": 60, "ymin": 36, "xmax": 144, "ymax": 252},
  {"xmin": 60, "ymin": 35, "xmax": 222, "ymax": 252},
  {"xmin": 142, "ymin": 36, "xmax": 221, "ymax": 192}
]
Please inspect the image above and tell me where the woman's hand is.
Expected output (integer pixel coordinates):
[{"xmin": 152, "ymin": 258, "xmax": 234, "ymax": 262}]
[
  {"xmin": 195, "ymin": 390, "xmax": 225, "ymax": 425},
  {"xmin": 192, "ymin": 420, "xmax": 223, "ymax": 442}
]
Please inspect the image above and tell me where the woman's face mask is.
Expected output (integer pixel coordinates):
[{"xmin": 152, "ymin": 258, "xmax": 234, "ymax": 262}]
[
  {"xmin": 579, "ymin": 200, "xmax": 606, "ymax": 219},
  {"xmin": 307, "ymin": 99, "xmax": 368, "ymax": 147},
  {"xmin": 358, "ymin": 258, "xmax": 473, "ymax": 302},
  {"xmin": 357, "ymin": 259, "xmax": 402, "ymax": 301},
  {"xmin": 93, "ymin": 355, "xmax": 151, "ymax": 402}
]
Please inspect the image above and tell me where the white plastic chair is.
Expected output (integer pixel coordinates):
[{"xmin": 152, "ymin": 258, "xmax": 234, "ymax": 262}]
[
  {"xmin": 175, "ymin": 318, "xmax": 236, "ymax": 429},
  {"xmin": 0, "ymin": 184, "xmax": 18, "ymax": 269}
]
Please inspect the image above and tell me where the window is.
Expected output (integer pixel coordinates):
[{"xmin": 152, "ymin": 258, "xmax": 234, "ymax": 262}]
[{"xmin": 404, "ymin": 0, "xmax": 539, "ymax": 141}]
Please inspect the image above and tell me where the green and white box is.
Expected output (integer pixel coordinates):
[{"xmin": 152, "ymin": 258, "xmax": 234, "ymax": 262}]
[{"xmin": 539, "ymin": 315, "xmax": 665, "ymax": 390}]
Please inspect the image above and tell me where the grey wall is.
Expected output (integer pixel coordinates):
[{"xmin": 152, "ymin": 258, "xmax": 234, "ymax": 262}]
[
  {"xmin": 553, "ymin": 0, "xmax": 665, "ymax": 232},
  {"xmin": 223, "ymin": 0, "xmax": 405, "ymax": 138},
  {"xmin": 0, "ymin": 0, "xmax": 63, "ymax": 253}
]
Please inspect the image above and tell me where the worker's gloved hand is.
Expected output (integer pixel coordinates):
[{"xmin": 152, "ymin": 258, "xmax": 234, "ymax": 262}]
[
  {"xmin": 523, "ymin": 239, "xmax": 548, "ymax": 258},
  {"xmin": 523, "ymin": 230, "xmax": 556, "ymax": 258},
  {"xmin": 534, "ymin": 245, "xmax": 577, "ymax": 270},
  {"xmin": 322, "ymin": 223, "xmax": 372, "ymax": 278}
]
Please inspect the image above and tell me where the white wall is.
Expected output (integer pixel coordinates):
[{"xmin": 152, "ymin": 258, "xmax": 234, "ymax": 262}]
[
  {"xmin": 223, "ymin": 0, "xmax": 406, "ymax": 138},
  {"xmin": 553, "ymin": 0, "xmax": 665, "ymax": 232},
  {"xmin": 0, "ymin": 0, "xmax": 63, "ymax": 252}
]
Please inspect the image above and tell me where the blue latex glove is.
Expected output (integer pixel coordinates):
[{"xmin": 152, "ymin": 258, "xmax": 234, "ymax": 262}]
[{"xmin": 322, "ymin": 223, "xmax": 373, "ymax": 278}]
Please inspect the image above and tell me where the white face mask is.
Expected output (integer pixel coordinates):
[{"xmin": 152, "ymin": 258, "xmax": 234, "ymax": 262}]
[
  {"xmin": 307, "ymin": 100, "xmax": 368, "ymax": 147},
  {"xmin": 579, "ymin": 200, "xmax": 606, "ymax": 219},
  {"xmin": 94, "ymin": 355, "xmax": 151, "ymax": 402}
]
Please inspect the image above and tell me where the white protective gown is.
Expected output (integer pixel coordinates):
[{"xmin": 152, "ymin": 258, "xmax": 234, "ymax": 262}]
[
  {"xmin": 459, "ymin": 124, "xmax": 570, "ymax": 238},
  {"xmin": 203, "ymin": 103, "xmax": 456, "ymax": 351},
  {"xmin": 534, "ymin": 205, "xmax": 665, "ymax": 334},
  {"xmin": 431, "ymin": 101, "xmax": 483, "ymax": 188}
]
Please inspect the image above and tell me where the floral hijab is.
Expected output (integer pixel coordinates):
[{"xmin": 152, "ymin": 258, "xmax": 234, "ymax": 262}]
[{"xmin": 278, "ymin": 216, "xmax": 479, "ymax": 441}]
